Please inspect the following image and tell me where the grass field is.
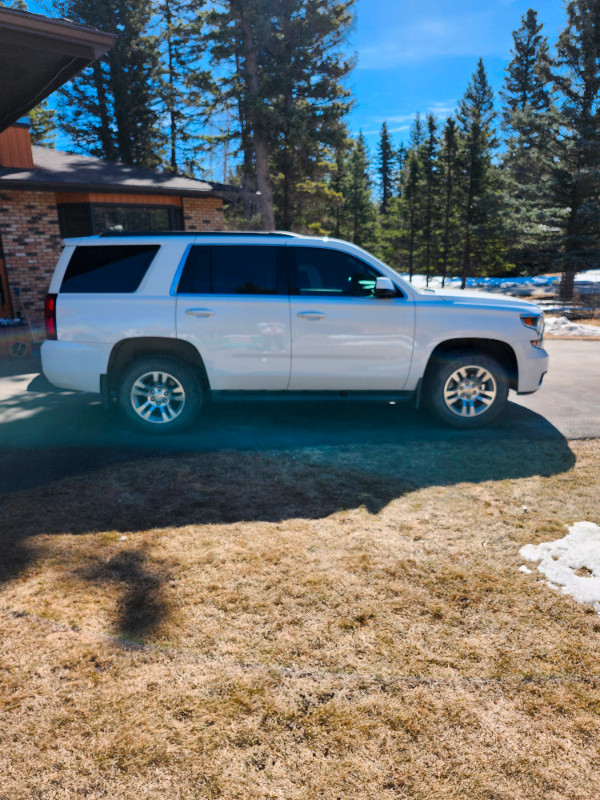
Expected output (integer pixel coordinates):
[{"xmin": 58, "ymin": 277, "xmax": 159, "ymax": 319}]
[{"xmin": 1, "ymin": 438, "xmax": 599, "ymax": 799}]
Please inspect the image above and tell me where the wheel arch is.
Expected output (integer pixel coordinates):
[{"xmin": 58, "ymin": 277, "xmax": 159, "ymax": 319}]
[
  {"xmin": 106, "ymin": 337, "xmax": 210, "ymax": 398},
  {"xmin": 423, "ymin": 338, "xmax": 518, "ymax": 391}
]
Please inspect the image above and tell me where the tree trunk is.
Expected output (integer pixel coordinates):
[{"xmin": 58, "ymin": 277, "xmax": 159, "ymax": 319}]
[
  {"xmin": 425, "ymin": 181, "xmax": 433, "ymax": 286},
  {"xmin": 92, "ymin": 61, "xmax": 116, "ymax": 161},
  {"xmin": 559, "ymin": 206, "xmax": 579, "ymax": 302},
  {"xmin": 164, "ymin": 0, "xmax": 178, "ymax": 172},
  {"xmin": 408, "ymin": 206, "xmax": 416, "ymax": 281},
  {"xmin": 441, "ymin": 178, "xmax": 452, "ymax": 288},
  {"xmin": 239, "ymin": 11, "xmax": 275, "ymax": 231},
  {"xmin": 461, "ymin": 174, "xmax": 475, "ymax": 289},
  {"xmin": 558, "ymin": 269, "xmax": 575, "ymax": 302}
]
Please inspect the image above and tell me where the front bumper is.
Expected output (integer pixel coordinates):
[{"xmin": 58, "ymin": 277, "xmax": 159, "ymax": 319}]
[{"xmin": 516, "ymin": 345, "xmax": 549, "ymax": 394}]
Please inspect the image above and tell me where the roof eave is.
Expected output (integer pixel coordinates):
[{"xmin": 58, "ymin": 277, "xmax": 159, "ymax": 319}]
[
  {"xmin": 0, "ymin": 7, "xmax": 115, "ymax": 59},
  {"xmin": 0, "ymin": 177, "xmax": 217, "ymax": 197},
  {"xmin": 0, "ymin": 7, "xmax": 116, "ymax": 132},
  {"xmin": 0, "ymin": 175, "xmax": 254, "ymax": 201}
]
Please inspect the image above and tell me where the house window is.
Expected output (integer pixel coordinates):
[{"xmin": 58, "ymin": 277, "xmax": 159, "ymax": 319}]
[
  {"xmin": 57, "ymin": 204, "xmax": 93, "ymax": 238},
  {"xmin": 57, "ymin": 203, "xmax": 183, "ymax": 237},
  {"xmin": 93, "ymin": 205, "xmax": 182, "ymax": 234}
]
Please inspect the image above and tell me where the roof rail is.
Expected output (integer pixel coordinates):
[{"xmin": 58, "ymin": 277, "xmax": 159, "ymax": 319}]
[{"xmin": 98, "ymin": 230, "xmax": 300, "ymax": 238}]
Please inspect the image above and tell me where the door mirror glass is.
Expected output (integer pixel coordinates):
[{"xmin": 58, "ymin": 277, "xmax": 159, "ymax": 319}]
[{"xmin": 375, "ymin": 276, "xmax": 396, "ymax": 297}]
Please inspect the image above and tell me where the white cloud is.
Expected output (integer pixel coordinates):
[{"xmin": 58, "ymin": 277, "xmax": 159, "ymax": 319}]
[
  {"xmin": 374, "ymin": 102, "xmax": 457, "ymax": 129},
  {"xmin": 428, "ymin": 101, "xmax": 457, "ymax": 117},
  {"xmin": 379, "ymin": 114, "xmax": 416, "ymax": 124},
  {"xmin": 357, "ymin": 10, "xmax": 511, "ymax": 69}
]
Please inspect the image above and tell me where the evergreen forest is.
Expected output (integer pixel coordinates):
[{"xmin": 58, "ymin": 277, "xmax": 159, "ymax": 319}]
[{"xmin": 6, "ymin": 0, "xmax": 600, "ymax": 294}]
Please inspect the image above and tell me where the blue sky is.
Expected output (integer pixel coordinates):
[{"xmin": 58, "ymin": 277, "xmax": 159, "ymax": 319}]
[
  {"xmin": 27, "ymin": 0, "xmax": 567, "ymax": 167},
  {"xmin": 347, "ymin": 0, "xmax": 566, "ymax": 151}
]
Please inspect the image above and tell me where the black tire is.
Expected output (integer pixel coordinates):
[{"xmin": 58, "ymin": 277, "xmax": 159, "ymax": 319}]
[
  {"xmin": 425, "ymin": 349, "xmax": 509, "ymax": 429},
  {"xmin": 118, "ymin": 357, "xmax": 203, "ymax": 433}
]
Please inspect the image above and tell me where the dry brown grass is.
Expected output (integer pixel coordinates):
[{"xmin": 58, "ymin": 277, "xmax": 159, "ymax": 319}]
[{"xmin": 1, "ymin": 439, "xmax": 599, "ymax": 799}]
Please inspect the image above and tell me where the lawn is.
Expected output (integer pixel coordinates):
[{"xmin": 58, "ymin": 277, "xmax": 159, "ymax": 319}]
[{"xmin": 0, "ymin": 438, "xmax": 599, "ymax": 799}]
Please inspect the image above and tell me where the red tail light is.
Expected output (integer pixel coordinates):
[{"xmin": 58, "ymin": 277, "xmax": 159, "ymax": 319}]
[{"xmin": 44, "ymin": 293, "xmax": 57, "ymax": 340}]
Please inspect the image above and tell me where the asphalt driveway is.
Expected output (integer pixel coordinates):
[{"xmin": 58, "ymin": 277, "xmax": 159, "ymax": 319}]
[{"xmin": 0, "ymin": 339, "xmax": 598, "ymax": 495}]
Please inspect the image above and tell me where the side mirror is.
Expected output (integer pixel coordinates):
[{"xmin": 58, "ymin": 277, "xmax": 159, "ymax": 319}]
[{"xmin": 375, "ymin": 276, "xmax": 396, "ymax": 297}]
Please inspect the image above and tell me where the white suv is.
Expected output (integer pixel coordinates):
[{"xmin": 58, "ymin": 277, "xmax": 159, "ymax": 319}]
[{"xmin": 41, "ymin": 232, "xmax": 548, "ymax": 432}]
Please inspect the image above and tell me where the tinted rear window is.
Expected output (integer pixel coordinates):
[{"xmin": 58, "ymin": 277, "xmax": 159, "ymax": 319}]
[{"xmin": 60, "ymin": 245, "xmax": 159, "ymax": 293}]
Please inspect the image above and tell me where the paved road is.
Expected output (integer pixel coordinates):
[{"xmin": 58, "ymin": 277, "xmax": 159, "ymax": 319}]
[
  {"xmin": 0, "ymin": 339, "xmax": 597, "ymax": 494},
  {"xmin": 510, "ymin": 340, "xmax": 600, "ymax": 439}
]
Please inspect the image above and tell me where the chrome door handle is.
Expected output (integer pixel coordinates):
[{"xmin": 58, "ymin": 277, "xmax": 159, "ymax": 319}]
[
  {"xmin": 185, "ymin": 308, "xmax": 214, "ymax": 317},
  {"xmin": 297, "ymin": 311, "xmax": 325, "ymax": 320}
]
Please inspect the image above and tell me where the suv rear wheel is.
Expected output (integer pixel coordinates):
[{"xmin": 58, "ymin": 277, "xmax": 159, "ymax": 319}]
[
  {"xmin": 118, "ymin": 357, "xmax": 202, "ymax": 433},
  {"xmin": 426, "ymin": 349, "xmax": 509, "ymax": 428}
]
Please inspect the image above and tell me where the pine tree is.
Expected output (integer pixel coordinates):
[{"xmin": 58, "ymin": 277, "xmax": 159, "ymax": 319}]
[
  {"xmin": 457, "ymin": 59, "xmax": 500, "ymax": 287},
  {"xmin": 553, "ymin": 0, "xmax": 600, "ymax": 300},
  {"xmin": 400, "ymin": 115, "xmax": 426, "ymax": 280},
  {"xmin": 409, "ymin": 111, "xmax": 424, "ymax": 150},
  {"xmin": 377, "ymin": 122, "xmax": 394, "ymax": 213},
  {"xmin": 29, "ymin": 101, "xmax": 56, "ymax": 148},
  {"xmin": 327, "ymin": 143, "xmax": 349, "ymax": 238},
  {"xmin": 439, "ymin": 117, "xmax": 462, "ymax": 286},
  {"xmin": 206, "ymin": 0, "xmax": 355, "ymax": 231},
  {"xmin": 341, "ymin": 134, "xmax": 378, "ymax": 248},
  {"xmin": 56, "ymin": 0, "xmax": 165, "ymax": 168},
  {"xmin": 378, "ymin": 134, "xmax": 407, "ymax": 270},
  {"xmin": 501, "ymin": 8, "xmax": 559, "ymax": 272},
  {"xmin": 394, "ymin": 142, "xmax": 407, "ymax": 197},
  {"xmin": 157, "ymin": 0, "xmax": 210, "ymax": 174},
  {"xmin": 422, "ymin": 113, "xmax": 438, "ymax": 285},
  {"xmin": 403, "ymin": 148, "xmax": 422, "ymax": 281}
]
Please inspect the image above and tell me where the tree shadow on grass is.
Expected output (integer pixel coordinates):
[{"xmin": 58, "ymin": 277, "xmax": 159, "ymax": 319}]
[
  {"xmin": 0, "ymin": 403, "xmax": 577, "ymax": 641},
  {"xmin": 78, "ymin": 549, "xmax": 168, "ymax": 640}
]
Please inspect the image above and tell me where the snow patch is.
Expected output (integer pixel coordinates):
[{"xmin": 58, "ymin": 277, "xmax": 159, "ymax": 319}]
[
  {"xmin": 520, "ymin": 522, "xmax": 600, "ymax": 613},
  {"xmin": 545, "ymin": 316, "xmax": 600, "ymax": 337}
]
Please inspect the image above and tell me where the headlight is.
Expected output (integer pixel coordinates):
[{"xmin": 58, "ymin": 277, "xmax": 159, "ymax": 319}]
[{"xmin": 520, "ymin": 313, "xmax": 544, "ymax": 347}]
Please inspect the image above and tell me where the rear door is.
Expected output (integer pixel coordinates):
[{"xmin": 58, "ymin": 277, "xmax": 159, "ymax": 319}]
[
  {"xmin": 288, "ymin": 246, "xmax": 415, "ymax": 391},
  {"xmin": 175, "ymin": 244, "xmax": 291, "ymax": 390}
]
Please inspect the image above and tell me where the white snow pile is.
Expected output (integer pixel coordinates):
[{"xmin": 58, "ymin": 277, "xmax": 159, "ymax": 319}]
[
  {"xmin": 545, "ymin": 315, "xmax": 600, "ymax": 337},
  {"xmin": 520, "ymin": 521, "xmax": 600, "ymax": 613}
]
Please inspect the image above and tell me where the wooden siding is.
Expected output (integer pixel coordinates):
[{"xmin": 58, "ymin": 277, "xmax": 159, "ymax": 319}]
[
  {"xmin": 0, "ymin": 125, "xmax": 34, "ymax": 169},
  {"xmin": 55, "ymin": 191, "xmax": 183, "ymax": 206}
]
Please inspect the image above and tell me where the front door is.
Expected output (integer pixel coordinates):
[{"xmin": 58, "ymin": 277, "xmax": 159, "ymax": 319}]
[{"xmin": 288, "ymin": 246, "xmax": 415, "ymax": 391}]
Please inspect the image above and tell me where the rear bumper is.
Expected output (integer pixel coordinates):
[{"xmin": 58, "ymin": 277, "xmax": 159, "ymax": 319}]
[{"xmin": 41, "ymin": 340, "xmax": 110, "ymax": 394}]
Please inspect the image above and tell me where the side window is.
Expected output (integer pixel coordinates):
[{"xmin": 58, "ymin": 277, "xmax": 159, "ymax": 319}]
[
  {"xmin": 177, "ymin": 246, "xmax": 211, "ymax": 294},
  {"xmin": 60, "ymin": 245, "xmax": 159, "ymax": 293},
  {"xmin": 213, "ymin": 246, "xmax": 277, "ymax": 294},
  {"xmin": 291, "ymin": 248, "xmax": 381, "ymax": 297},
  {"xmin": 177, "ymin": 245, "xmax": 278, "ymax": 295}
]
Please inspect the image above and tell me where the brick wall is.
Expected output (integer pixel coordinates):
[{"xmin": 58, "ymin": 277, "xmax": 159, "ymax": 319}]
[
  {"xmin": 0, "ymin": 191, "xmax": 225, "ymax": 337},
  {"xmin": 0, "ymin": 189, "xmax": 61, "ymax": 334},
  {"xmin": 182, "ymin": 196, "xmax": 224, "ymax": 230}
]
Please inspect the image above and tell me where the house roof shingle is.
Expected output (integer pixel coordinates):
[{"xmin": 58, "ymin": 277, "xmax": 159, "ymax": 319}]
[{"xmin": 0, "ymin": 146, "xmax": 237, "ymax": 198}]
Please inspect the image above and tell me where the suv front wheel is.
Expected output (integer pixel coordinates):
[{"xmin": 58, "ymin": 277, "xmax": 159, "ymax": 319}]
[
  {"xmin": 118, "ymin": 357, "xmax": 203, "ymax": 433},
  {"xmin": 426, "ymin": 349, "xmax": 509, "ymax": 428}
]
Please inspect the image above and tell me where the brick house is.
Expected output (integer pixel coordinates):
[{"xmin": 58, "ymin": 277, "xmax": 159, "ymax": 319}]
[
  {"xmin": 0, "ymin": 121, "xmax": 231, "ymax": 334},
  {"xmin": 0, "ymin": 6, "xmax": 236, "ymax": 340}
]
